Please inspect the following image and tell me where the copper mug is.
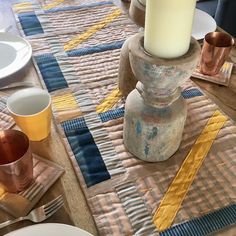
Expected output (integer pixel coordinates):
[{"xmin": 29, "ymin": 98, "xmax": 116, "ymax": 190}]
[
  {"xmin": 200, "ymin": 32, "xmax": 234, "ymax": 76},
  {"xmin": 0, "ymin": 130, "xmax": 33, "ymax": 193}
]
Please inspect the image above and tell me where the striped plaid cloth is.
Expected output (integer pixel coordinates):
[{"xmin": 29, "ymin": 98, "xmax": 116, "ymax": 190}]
[
  {"xmin": 0, "ymin": 96, "xmax": 15, "ymax": 130},
  {"xmin": 12, "ymin": 0, "xmax": 236, "ymax": 235}
]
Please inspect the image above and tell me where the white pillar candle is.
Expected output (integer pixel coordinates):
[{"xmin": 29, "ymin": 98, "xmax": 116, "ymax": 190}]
[
  {"xmin": 139, "ymin": 0, "xmax": 146, "ymax": 5},
  {"xmin": 144, "ymin": 0, "xmax": 196, "ymax": 58}
]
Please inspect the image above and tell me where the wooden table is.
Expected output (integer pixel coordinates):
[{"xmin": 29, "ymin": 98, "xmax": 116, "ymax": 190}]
[{"xmin": 0, "ymin": 1, "xmax": 235, "ymax": 235}]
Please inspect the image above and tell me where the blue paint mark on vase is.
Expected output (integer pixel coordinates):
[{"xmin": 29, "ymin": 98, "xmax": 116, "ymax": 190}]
[
  {"xmin": 144, "ymin": 142, "xmax": 150, "ymax": 156},
  {"xmin": 136, "ymin": 120, "xmax": 142, "ymax": 135},
  {"xmin": 147, "ymin": 127, "xmax": 158, "ymax": 140}
]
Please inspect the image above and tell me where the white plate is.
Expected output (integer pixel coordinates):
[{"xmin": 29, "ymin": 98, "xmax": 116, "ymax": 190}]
[
  {"xmin": 0, "ymin": 32, "xmax": 32, "ymax": 79},
  {"xmin": 4, "ymin": 223, "xmax": 94, "ymax": 236},
  {"xmin": 192, "ymin": 9, "xmax": 217, "ymax": 40}
]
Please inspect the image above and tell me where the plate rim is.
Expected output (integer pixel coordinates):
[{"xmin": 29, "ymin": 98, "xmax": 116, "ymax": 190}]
[
  {"xmin": 192, "ymin": 8, "xmax": 217, "ymax": 40},
  {"xmin": 4, "ymin": 223, "xmax": 94, "ymax": 236},
  {"xmin": 0, "ymin": 32, "xmax": 32, "ymax": 79}
]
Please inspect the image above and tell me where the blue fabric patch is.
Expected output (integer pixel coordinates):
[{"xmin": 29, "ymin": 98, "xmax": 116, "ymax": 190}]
[
  {"xmin": 35, "ymin": 54, "xmax": 68, "ymax": 92},
  {"xmin": 61, "ymin": 107, "xmax": 124, "ymax": 126},
  {"xmin": 67, "ymin": 40, "xmax": 125, "ymax": 56},
  {"xmin": 160, "ymin": 204, "xmax": 236, "ymax": 236},
  {"xmin": 62, "ymin": 117, "xmax": 87, "ymax": 131},
  {"xmin": 45, "ymin": 1, "xmax": 113, "ymax": 13},
  {"xmin": 182, "ymin": 88, "xmax": 203, "ymax": 99},
  {"xmin": 62, "ymin": 121, "xmax": 110, "ymax": 187},
  {"xmin": 100, "ymin": 107, "xmax": 124, "ymax": 122},
  {"xmin": 18, "ymin": 12, "xmax": 44, "ymax": 36}
]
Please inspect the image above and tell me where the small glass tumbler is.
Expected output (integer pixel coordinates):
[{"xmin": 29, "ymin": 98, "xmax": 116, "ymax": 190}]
[{"xmin": 0, "ymin": 130, "xmax": 33, "ymax": 193}]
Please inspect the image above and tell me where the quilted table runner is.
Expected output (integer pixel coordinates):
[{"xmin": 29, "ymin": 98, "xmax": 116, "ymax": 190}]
[{"xmin": 12, "ymin": 0, "xmax": 236, "ymax": 235}]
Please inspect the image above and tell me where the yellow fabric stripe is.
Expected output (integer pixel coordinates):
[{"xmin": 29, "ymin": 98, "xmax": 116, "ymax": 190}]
[
  {"xmin": 13, "ymin": 2, "xmax": 32, "ymax": 9},
  {"xmin": 13, "ymin": 2, "xmax": 33, "ymax": 12},
  {"xmin": 153, "ymin": 110, "xmax": 227, "ymax": 231},
  {"xmin": 52, "ymin": 93, "xmax": 78, "ymax": 111},
  {"xmin": 43, "ymin": 0, "xmax": 65, "ymax": 10},
  {"xmin": 64, "ymin": 9, "xmax": 122, "ymax": 51},
  {"xmin": 222, "ymin": 62, "xmax": 229, "ymax": 70},
  {"xmin": 96, "ymin": 88, "xmax": 122, "ymax": 113}
]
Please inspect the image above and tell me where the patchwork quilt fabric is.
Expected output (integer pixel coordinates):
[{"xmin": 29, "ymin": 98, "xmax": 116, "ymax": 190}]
[
  {"xmin": 0, "ymin": 96, "xmax": 15, "ymax": 130},
  {"xmin": 12, "ymin": 0, "xmax": 236, "ymax": 235}
]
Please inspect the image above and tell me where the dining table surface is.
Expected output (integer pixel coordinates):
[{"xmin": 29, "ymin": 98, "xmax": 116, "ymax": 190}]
[{"xmin": 0, "ymin": 0, "xmax": 236, "ymax": 235}]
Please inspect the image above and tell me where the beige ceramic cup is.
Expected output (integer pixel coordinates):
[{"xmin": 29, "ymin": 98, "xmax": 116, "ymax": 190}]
[
  {"xmin": 0, "ymin": 130, "xmax": 33, "ymax": 193},
  {"xmin": 7, "ymin": 88, "xmax": 52, "ymax": 142},
  {"xmin": 200, "ymin": 32, "xmax": 234, "ymax": 76}
]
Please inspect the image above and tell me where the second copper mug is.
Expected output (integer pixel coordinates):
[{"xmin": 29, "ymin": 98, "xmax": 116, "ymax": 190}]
[
  {"xmin": 200, "ymin": 32, "xmax": 234, "ymax": 76},
  {"xmin": 0, "ymin": 130, "xmax": 33, "ymax": 193}
]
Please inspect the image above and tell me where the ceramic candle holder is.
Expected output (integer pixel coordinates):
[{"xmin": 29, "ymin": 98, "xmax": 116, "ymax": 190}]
[{"xmin": 123, "ymin": 32, "xmax": 200, "ymax": 162}]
